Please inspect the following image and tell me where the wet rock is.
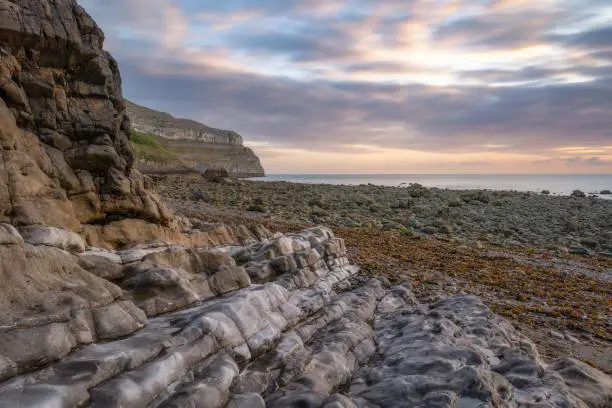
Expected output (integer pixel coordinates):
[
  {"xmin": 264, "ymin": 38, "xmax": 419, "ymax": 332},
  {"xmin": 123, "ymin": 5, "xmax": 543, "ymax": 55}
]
[
  {"xmin": 191, "ymin": 191, "xmax": 206, "ymax": 201},
  {"xmin": 227, "ymin": 393, "xmax": 266, "ymax": 408},
  {"xmin": 570, "ymin": 247, "xmax": 590, "ymax": 255},
  {"xmin": 550, "ymin": 329, "xmax": 565, "ymax": 340},
  {"xmin": 0, "ymin": 227, "xmax": 609, "ymax": 408}
]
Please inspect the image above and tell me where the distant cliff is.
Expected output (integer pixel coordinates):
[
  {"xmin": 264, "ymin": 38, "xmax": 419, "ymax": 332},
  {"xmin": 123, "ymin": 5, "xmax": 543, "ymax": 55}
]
[{"xmin": 126, "ymin": 101, "xmax": 265, "ymax": 177}]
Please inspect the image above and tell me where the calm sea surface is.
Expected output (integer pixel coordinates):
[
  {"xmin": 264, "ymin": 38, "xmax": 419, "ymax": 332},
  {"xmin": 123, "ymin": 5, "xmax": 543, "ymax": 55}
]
[{"xmin": 252, "ymin": 174, "xmax": 612, "ymax": 197}]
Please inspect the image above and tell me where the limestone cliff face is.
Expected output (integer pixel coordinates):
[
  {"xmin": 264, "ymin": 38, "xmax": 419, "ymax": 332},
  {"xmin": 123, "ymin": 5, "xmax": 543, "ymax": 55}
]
[
  {"xmin": 0, "ymin": 0, "xmax": 268, "ymax": 382},
  {"xmin": 0, "ymin": 0, "xmax": 172, "ymax": 231},
  {"xmin": 127, "ymin": 100, "xmax": 265, "ymax": 177}
]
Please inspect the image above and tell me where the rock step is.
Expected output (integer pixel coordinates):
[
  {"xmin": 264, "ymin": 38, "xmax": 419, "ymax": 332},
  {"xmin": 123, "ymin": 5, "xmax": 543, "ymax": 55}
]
[
  {"xmin": 0, "ymin": 228, "xmax": 360, "ymax": 407},
  {"xmin": 264, "ymin": 279, "xmax": 385, "ymax": 407},
  {"xmin": 85, "ymin": 265, "xmax": 359, "ymax": 408},
  {"xmin": 0, "ymin": 226, "xmax": 611, "ymax": 408}
]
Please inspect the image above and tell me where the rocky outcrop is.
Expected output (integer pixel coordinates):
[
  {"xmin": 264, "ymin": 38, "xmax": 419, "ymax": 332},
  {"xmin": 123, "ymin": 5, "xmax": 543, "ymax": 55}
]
[
  {"xmin": 127, "ymin": 100, "xmax": 244, "ymax": 145},
  {"xmin": 0, "ymin": 0, "xmax": 173, "ymax": 231},
  {"xmin": 127, "ymin": 100, "xmax": 265, "ymax": 177},
  {"xmin": 0, "ymin": 219, "xmax": 271, "ymax": 382},
  {"xmin": 202, "ymin": 166, "xmax": 230, "ymax": 183},
  {"xmin": 0, "ymin": 226, "xmax": 609, "ymax": 407},
  {"xmin": 0, "ymin": 3, "xmax": 610, "ymax": 408}
]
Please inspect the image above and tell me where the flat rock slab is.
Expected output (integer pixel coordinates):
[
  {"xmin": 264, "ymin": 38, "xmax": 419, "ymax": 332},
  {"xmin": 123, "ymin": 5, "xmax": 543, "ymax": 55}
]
[{"xmin": 0, "ymin": 227, "xmax": 610, "ymax": 408}]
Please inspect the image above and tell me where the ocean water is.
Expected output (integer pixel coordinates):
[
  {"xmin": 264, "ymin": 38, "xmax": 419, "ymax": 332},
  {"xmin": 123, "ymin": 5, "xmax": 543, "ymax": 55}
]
[{"xmin": 252, "ymin": 174, "xmax": 612, "ymax": 197}]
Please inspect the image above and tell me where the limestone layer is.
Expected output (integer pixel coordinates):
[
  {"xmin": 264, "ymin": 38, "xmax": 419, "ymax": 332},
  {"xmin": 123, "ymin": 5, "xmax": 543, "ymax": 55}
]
[
  {"xmin": 127, "ymin": 100, "xmax": 265, "ymax": 177},
  {"xmin": 0, "ymin": 0, "xmax": 172, "ymax": 231},
  {"xmin": 0, "ymin": 226, "xmax": 609, "ymax": 408}
]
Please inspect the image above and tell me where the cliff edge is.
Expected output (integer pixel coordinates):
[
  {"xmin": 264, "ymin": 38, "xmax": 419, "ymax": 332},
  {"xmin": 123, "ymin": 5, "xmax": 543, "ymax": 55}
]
[
  {"xmin": 126, "ymin": 100, "xmax": 265, "ymax": 177},
  {"xmin": 0, "ymin": 0, "xmax": 172, "ymax": 231}
]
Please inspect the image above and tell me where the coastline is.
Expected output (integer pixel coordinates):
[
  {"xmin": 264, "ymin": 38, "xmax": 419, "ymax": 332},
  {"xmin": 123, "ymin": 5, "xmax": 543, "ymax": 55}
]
[
  {"xmin": 154, "ymin": 174, "xmax": 612, "ymax": 373},
  {"xmin": 252, "ymin": 173, "xmax": 612, "ymax": 198},
  {"xmin": 155, "ymin": 175, "xmax": 612, "ymax": 253}
]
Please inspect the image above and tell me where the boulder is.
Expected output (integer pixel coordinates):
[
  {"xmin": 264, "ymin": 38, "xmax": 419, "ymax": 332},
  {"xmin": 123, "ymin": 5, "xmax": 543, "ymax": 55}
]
[
  {"xmin": 203, "ymin": 166, "xmax": 230, "ymax": 182},
  {"xmin": 19, "ymin": 225, "xmax": 85, "ymax": 253}
]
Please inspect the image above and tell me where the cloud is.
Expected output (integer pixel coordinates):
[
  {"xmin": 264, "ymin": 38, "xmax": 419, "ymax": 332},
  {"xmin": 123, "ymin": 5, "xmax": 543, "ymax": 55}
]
[
  {"xmin": 117, "ymin": 58, "xmax": 612, "ymax": 155},
  {"xmin": 535, "ymin": 156, "xmax": 611, "ymax": 166},
  {"xmin": 79, "ymin": 0, "xmax": 612, "ymax": 172}
]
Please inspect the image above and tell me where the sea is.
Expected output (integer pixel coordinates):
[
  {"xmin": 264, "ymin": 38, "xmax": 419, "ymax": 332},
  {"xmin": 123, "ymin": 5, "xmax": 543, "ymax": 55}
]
[{"xmin": 252, "ymin": 174, "xmax": 612, "ymax": 198}]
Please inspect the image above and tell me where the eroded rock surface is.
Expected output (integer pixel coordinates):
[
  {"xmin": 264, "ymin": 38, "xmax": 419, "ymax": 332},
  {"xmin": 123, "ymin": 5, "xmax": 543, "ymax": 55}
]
[
  {"xmin": 0, "ymin": 2, "xmax": 609, "ymax": 407},
  {"xmin": 0, "ymin": 0, "xmax": 172, "ymax": 231},
  {"xmin": 0, "ymin": 226, "xmax": 609, "ymax": 407}
]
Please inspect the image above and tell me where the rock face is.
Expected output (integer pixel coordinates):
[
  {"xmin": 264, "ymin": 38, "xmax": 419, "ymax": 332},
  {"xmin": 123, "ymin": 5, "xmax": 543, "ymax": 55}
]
[
  {"xmin": 127, "ymin": 100, "xmax": 265, "ymax": 177},
  {"xmin": 0, "ymin": 226, "xmax": 610, "ymax": 407},
  {"xmin": 0, "ymin": 0, "xmax": 172, "ymax": 231},
  {"xmin": 0, "ymin": 3, "xmax": 610, "ymax": 408},
  {"xmin": 127, "ymin": 100, "xmax": 244, "ymax": 145}
]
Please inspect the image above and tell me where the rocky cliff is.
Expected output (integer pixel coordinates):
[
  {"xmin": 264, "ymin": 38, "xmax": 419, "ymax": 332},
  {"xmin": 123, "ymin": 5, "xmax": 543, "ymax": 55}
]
[
  {"xmin": 127, "ymin": 100, "xmax": 265, "ymax": 177},
  {"xmin": 0, "ymin": 0, "xmax": 172, "ymax": 230},
  {"xmin": 0, "ymin": 2, "xmax": 610, "ymax": 407},
  {"xmin": 0, "ymin": 0, "xmax": 262, "ymax": 384}
]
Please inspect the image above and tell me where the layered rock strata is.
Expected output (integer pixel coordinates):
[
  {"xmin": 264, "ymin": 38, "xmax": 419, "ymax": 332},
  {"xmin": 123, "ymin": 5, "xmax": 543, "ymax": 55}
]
[
  {"xmin": 0, "ymin": 220, "xmax": 271, "ymax": 381},
  {"xmin": 0, "ymin": 2, "xmax": 610, "ymax": 408},
  {"xmin": 0, "ymin": 226, "xmax": 610, "ymax": 407},
  {"xmin": 0, "ymin": 0, "xmax": 172, "ymax": 231},
  {"xmin": 127, "ymin": 100, "xmax": 265, "ymax": 177}
]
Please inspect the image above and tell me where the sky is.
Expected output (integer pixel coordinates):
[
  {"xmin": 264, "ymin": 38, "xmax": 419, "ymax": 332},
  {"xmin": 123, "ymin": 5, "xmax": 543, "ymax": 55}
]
[{"xmin": 79, "ymin": 0, "xmax": 612, "ymax": 174}]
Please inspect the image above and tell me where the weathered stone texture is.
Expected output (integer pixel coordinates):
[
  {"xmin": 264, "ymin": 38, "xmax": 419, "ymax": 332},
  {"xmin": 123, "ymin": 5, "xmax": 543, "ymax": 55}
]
[
  {"xmin": 0, "ymin": 0, "xmax": 171, "ymax": 231},
  {"xmin": 0, "ymin": 226, "xmax": 609, "ymax": 407}
]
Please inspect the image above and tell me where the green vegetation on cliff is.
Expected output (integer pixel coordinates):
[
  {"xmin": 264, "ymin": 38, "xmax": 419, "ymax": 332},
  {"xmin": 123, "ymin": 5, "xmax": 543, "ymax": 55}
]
[
  {"xmin": 130, "ymin": 130, "xmax": 264, "ymax": 176},
  {"xmin": 131, "ymin": 131, "xmax": 196, "ymax": 175},
  {"xmin": 127, "ymin": 101, "xmax": 265, "ymax": 177},
  {"xmin": 131, "ymin": 131, "xmax": 177, "ymax": 164}
]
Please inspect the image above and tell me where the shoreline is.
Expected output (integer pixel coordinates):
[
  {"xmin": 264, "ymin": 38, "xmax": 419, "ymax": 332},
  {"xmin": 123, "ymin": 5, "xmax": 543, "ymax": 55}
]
[
  {"xmin": 155, "ymin": 175, "xmax": 612, "ymax": 254},
  {"xmin": 156, "ymin": 176, "xmax": 612, "ymax": 373},
  {"xmin": 250, "ymin": 174, "xmax": 612, "ymax": 198}
]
